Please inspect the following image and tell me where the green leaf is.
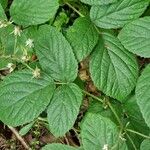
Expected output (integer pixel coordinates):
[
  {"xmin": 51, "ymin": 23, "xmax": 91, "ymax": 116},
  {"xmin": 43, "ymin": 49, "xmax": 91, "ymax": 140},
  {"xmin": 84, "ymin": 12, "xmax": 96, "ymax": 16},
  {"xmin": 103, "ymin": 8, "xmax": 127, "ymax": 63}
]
[
  {"xmin": 0, "ymin": 0, "xmax": 8, "ymax": 9},
  {"xmin": 0, "ymin": 25, "xmax": 29, "ymax": 56},
  {"xmin": 0, "ymin": 2, "xmax": 6, "ymax": 20},
  {"xmin": 66, "ymin": 17, "xmax": 98, "ymax": 61},
  {"xmin": 81, "ymin": 113, "xmax": 127, "ymax": 150},
  {"xmin": 42, "ymin": 143, "xmax": 78, "ymax": 150},
  {"xmin": 118, "ymin": 17, "xmax": 150, "ymax": 58},
  {"xmin": 124, "ymin": 95, "xmax": 149, "ymax": 134},
  {"xmin": 19, "ymin": 121, "xmax": 34, "ymax": 136},
  {"xmin": 89, "ymin": 32, "xmax": 139, "ymax": 101},
  {"xmin": 136, "ymin": 64, "xmax": 150, "ymax": 128},
  {"xmin": 90, "ymin": 0, "xmax": 149, "ymax": 29},
  {"xmin": 0, "ymin": 70, "xmax": 55, "ymax": 126},
  {"xmin": 81, "ymin": 0, "xmax": 117, "ymax": 5},
  {"xmin": 0, "ymin": 57, "xmax": 12, "ymax": 70},
  {"xmin": 88, "ymin": 100, "xmax": 123, "ymax": 125},
  {"xmin": 47, "ymin": 83, "xmax": 82, "ymax": 137},
  {"xmin": 10, "ymin": 0, "xmax": 59, "ymax": 26},
  {"xmin": 140, "ymin": 139, "xmax": 150, "ymax": 150},
  {"xmin": 35, "ymin": 25, "xmax": 78, "ymax": 82}
]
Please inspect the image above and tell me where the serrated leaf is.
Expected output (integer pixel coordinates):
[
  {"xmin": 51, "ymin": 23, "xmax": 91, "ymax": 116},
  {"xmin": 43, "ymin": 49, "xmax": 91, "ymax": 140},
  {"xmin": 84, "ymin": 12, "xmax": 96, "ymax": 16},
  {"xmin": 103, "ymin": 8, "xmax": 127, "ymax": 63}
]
[
  {"xmin": 136, "ymin": 65, "xmax": 150, "ymax": 128},
  {"xmin": 81, "ymin": 113, "xmax": 127, "ymax": 150},
  {"xmin": 47, "ymin": 83, "xmax": 82, "ymax": 137},
  {"xmin": 118, "ymin": 17, "xmax": 150, "ymax": 58},
  {"xmin": 42, "ymin": 143, "xmax": 78, "ymax": 150},
  {"xmin": 89, "ymin": 32, "xmax": 139, "ymax": 101},
  {"xmin": 10, "ymin": 0, "xmax": 59, "ymax": 26},
  {"xmin": 140, "ymin": 139, "xmax": 150, "ymax": 150},
  {"xmin": 0, "ymin": 70, "xmax": 55, "ymax": 126},
  {"xmin": 90, "ymin": 0, "xmax": 149, "ymax": 29},
  {"xmin": 66, "ymin": 17, "xmax": 98, "ymax": 61},
  {"xmin": 0, "ymin": 2, "xmax": 6, "ymax": 20},
  {"xmin": 124, "ymin": 95, "xmax": 149, "ymax": 134},
  {"xmin": 81, "ymin": 0, "xmax": 117, "ymax": 5},
  {"xmin": 35, "ymin": 25, "xmax": 78, "ymax": 82},
  {"xmin": 88, "ymin": 100, "xmax": 123, "ymax": 125}
]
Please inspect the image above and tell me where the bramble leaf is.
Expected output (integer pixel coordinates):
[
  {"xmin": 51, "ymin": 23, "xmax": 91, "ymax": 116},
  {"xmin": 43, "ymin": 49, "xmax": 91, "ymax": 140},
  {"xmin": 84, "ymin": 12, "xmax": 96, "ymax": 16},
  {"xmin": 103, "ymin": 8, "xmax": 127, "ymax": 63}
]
[
  {"xmin": 81, "ymin": 113, "xmax": 128, "ymax": 150},
  {"xmin": 47, "ymin": 83, "xmax": 82, "ymax": 137},
  {"xmin": 42, "ymin": 143, "xmax": 78, "ymax": 150},
  {"xmin": 89, "ymin": 32, "xmax": 139, "ymax": 101},
  {"xmin": 0, "ymin": 2, "xmax": 6, "ymax": 20},
  {"xmin": 0, "ymin": 70, "xmax": 55, "ymax": 126},
  {"xmin": 81, "ymin": 0, "xmax": 118, "ymax": 6},
  {"xmin": 140, "ymin": 139, "xmax": 150, "ymax": 150},
  {"xmin": 90, "ymin": 0, "xmax": 149, "ymax": 29},
  {"xmin": 10, "ymin": 0, "xmax": 59, "ymax": 26},
  {"xmin": 66, "ymin": 17, "xmax": 98, "ymax": 61},
  {"xmin": 118, "ymin": 17, "xmax": 150, "ymax": 58},
  {"xmin": 136, "ymin": 64, "xmax": 150, "ymax": 128},
  {"xmin": 35, "ymin": 25, "xmax": 78, "ymax": 82}
]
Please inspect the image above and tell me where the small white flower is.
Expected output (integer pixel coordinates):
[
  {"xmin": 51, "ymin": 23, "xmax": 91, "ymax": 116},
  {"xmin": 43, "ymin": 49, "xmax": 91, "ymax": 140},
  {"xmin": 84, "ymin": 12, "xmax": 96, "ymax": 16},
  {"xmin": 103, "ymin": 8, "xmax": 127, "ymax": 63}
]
[
  {"xmin": 12, "ymin": 26, "xmax": 22, "ymax": 36},
  {"xmin": 7, "ymin": 63, "xmax": 15, "ymax": 73},
  {"xmin": 32, "ymin": 67, "xmax": 41, "ymax": 79},
  {"xmin": 25, "ymin": 38, "xmax": 34, "ymax": 48},
  {"xmin": 0, "ymin": 20, "xmax": 12, "ymax": 28},
  {"xmin": 102, "ymin": 144, "xmax": 108, "ymax": 150},
  {"xmin": 21, "ymin": 55, "xmax": 30, "ymax": 62}
]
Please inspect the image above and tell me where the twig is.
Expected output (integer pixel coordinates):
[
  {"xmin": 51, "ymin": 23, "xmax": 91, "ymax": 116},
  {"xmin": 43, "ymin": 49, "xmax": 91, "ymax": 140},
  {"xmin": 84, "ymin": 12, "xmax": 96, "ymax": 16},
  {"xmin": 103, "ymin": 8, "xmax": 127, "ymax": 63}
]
[
  {"xmin": 8, "ymin": 126, "xmax": 31, "ymax": 150},
  {"xmin": 126, "ymin": 128, "xmax": 150, "ymax": 139}
]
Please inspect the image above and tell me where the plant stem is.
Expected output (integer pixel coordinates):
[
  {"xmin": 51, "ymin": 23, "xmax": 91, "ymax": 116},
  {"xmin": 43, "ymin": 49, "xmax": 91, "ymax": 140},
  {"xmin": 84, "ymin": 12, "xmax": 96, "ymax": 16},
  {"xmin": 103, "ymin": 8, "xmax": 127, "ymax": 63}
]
[
  {"xmin": 13, "ymin": 36, "xmax": 17, "ymax": 55},
  {"xmin": 8, "ymin": 126, "xmax": 31, "ymax": 150},
  {"xmin": 107, "ymin": 101, "xmax": 123, "ymax": 128},
  {"xmin": 65, "ymin": 2, "xmax": 85, "ymax": 17},
  {"xmin": 82, "ymin": 90, "xmax": 123, "ymax": 128},
  {"xmin": 82, "ymin": 90, "xmax": 103, "ymax": 103},
  {"xmin": 126, "ymin": 133, "xmax": 138, "ymax": 150},
  {"xmin": 126, "ymin": 129, "xmax": 150, "ymax": 139}
]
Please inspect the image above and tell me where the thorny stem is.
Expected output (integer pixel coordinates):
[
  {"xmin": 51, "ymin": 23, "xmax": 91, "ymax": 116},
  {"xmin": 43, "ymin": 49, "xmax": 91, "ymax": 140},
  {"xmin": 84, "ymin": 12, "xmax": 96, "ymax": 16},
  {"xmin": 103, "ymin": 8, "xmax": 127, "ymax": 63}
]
[
  {"xmin": 65, "ymin": 2, "xmax": 85, "ymax": 17},
  {"xmin": 126, "ymin": 129, "xmax": 150, "ymax": 139},
  {"xmin": 126, "ymin": 133, "xmax": 138, "ymax": 150}
]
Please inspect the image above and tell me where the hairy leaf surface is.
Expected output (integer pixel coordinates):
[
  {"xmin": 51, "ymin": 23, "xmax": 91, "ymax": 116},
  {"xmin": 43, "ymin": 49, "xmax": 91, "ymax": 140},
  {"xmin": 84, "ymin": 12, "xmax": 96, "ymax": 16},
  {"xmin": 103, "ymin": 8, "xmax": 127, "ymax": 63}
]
[
  {"xmin": 0, "ymin": 70, "xmax": 55, "ymax": 126},
  {"xmin": 47, "ymin": 83, "xmax": 82, "ymax": 137},
  {"xmin": 90, "ymin": 0, "xmax": 149, "ymax": 29},
  {"xmin": 90, "ymin": 32, "xmax": 139, "ymax": 101},
  {"xmin": 10, "ymin": 0, "xmax": 59, "ymax": 26}
]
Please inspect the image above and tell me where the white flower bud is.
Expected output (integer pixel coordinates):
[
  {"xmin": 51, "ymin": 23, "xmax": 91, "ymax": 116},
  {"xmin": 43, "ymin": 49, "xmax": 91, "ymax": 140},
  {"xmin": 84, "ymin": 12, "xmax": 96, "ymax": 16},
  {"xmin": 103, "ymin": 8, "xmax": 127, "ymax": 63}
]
[
  {"xmin": 32, "ymin": 67, "xmax": 41, "ymax": 79},
  {"xmin": 25, "ymin": 38, "xmax": 34, "ymax": 48}
]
